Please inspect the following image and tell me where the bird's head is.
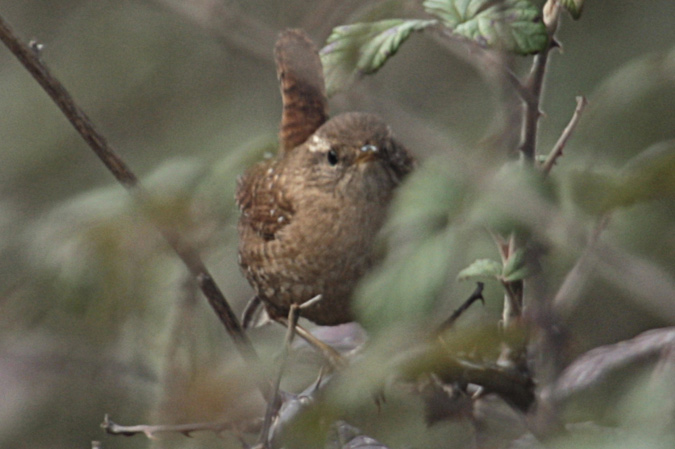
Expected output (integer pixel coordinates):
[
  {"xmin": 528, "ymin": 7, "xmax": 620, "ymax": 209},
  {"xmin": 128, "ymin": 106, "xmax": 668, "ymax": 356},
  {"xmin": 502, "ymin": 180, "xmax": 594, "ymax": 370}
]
[{"xmin": 285, "ymin": 112, "xmax": 414, "ymax": 199}]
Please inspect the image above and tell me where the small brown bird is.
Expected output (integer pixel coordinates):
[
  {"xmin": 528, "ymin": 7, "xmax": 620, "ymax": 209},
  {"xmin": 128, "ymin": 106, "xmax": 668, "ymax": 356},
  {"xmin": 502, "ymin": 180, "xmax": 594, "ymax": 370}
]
[{"xmin": 236, "ymin": 29, "xmax": 414, "ymax": 326}]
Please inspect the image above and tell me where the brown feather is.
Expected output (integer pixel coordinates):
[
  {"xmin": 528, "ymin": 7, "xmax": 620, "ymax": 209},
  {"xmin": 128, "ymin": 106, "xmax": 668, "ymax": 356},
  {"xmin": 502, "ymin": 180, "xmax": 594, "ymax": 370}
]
[
  {"xmin": 275, "ymin": 29, "xmax": 328, "ymax": 154},
  {"xmin": 235, "ymin": 159, "xmax": 294, "ymax": 241}
]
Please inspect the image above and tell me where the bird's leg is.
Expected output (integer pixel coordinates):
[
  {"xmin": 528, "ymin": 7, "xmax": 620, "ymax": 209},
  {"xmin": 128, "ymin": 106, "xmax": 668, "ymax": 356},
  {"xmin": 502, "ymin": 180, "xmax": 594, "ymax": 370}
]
[
  {"xmin": 241, "ymin": 295, "xmax": 265, "ymax": 330},
  {"xmin": 257, "ymin": 303, "xmax": 301, "ymax": 448},
  {"xmin": 274, "ymin": 295, "xmax": 346, "ymax": 370},
  {"xmin": 241, "ymin": 295, "xmax": 345, "ymax": 368},
  {"xmin": 274, "ymin": 318, "xmax": 346, "ymax": 370}
]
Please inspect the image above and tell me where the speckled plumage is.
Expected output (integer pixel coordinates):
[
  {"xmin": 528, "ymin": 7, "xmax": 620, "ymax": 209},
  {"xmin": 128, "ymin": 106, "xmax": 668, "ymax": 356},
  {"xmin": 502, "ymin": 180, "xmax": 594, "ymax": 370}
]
[{"xmin": 235, "ymin": 30, "xmax": 414, "ymax": 325}]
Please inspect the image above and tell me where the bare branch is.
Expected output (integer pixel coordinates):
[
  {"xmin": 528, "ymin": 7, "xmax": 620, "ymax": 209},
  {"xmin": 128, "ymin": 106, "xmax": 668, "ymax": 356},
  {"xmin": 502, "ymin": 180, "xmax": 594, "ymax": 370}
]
[
  {"xmin": 501, "ymin": 235, "xmax": 523, "ymax": 330},
  {"xmin": 283, "ymin": 320, "xmax": 346, "ymax": 368},
  {"xmin": 438, "ymin": 282, "xmax": 485, "ymax": 333},
  {"xmin": 0, "ymin": 19, "xmax": 137, "ymax": 188},
  {"xmin": 519, "ymin": 49, "xmax": 550, "ymax": 162},
  {"xmin": 541, "ymin": 96, "xmax": 588, "ymax": 175},
  {"xmin": 259, "ymin": 303, "xmax": 301, "ymax": 448},
  {"xmin": 403, "ymin": 353, "xmax": 535, "ymax": 412},
  {"xmin": 519, "ymin": 0, "xmax": 562, "ymax": 162},
  {"xmin": 101, "ymin": 414, "xmax": 262, "ymax": 439},
  {"xmin": 0, "ymin": 13, "xmax": 262, "ymax": 380}
]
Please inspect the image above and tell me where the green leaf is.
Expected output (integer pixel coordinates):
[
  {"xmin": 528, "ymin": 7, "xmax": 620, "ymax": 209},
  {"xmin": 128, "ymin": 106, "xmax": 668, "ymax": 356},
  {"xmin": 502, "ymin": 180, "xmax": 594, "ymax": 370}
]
[
  {"xmin": 621, "ymin": 140, "xmax": 675, "ymax": 204},
  {"xmin": 423, "ymin": 0, "xmax": 548, "ymax": 55},
  {"xmin": 567, "ymin": 141, "xmax": 675, "ymax": 215},
  {"xmin": 566, "ymin": 169, "xmax": 622, "ymax": 215},
  {"xmin": 457, "ymin": 258, "xmax": 502, "ymax": 281},
  {"xmin": 387, "ymin": 156, "xmax": 468, "ymax": 234},
  {"xmin": 501, "ymin": 248, "xmax": 529, "ymax": 282},
  {"xmin": 320, "ymin": 19, "xmax": 436, "ymax": 96},
  {"xmin": 354, "ymin": 228, "xmax": 456, "ymax": 332},
  {"xmin": 468, "ymin": 161, "xmax": 553, "ymax": 239},
  {"xmin": 560, "ymin": 0, "xmax": 584, "ymax": 19}
]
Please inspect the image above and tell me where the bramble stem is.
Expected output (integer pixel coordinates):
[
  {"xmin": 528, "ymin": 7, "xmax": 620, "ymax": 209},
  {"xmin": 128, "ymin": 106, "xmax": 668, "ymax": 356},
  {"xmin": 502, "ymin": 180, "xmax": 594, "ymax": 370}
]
[{"xmin": 541, "ymin": 96, "xmax": 588, "ymax": 174}]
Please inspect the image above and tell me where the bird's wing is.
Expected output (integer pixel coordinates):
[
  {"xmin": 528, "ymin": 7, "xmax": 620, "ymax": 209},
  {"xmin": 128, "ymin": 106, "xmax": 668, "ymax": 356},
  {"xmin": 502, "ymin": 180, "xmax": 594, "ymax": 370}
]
[{"xmin": 235, "ymin": 160, "xmax": 294, "ymax": 241}]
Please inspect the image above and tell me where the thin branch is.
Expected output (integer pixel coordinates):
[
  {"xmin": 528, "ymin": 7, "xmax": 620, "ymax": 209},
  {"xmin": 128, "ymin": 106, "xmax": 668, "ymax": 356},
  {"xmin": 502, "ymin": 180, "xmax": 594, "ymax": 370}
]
[
  {"xmin": 0, "ymin": 14, "xmax": 262, "ymax": 378},
  {"xmin": 102, "ymin": 414, "xmax": 262, "ymax": 439},
  {"xmin": 519, "ymin": 50, "xmax": 549, "ymax": 161},
  {"xmin": 438, "ymin": 282, "xmax": 485, "ymax": 333},
  {"xmin": 400, "ymin": 350, "xmax": 535, "ymax": 412},
  {"xmin": 453, "ymin": 358, "xmax": 535, "ymax": 412},
  {"xmin": 541, "ymin": 96, "xmax": 588, "ymax": 175},
  {"xmin": 0, "ymin": 22, "xmax": 137, "ymax": 187},
  {"xmin": 259, "ymin": 303, "xmax": 301, "ymax": 448},
  {"xmin": 503, "ymin": 65, "xmax": 538, "ymax": 107},
  {"xmin": 275, "ymin": 318, "xmax": 346, "ymax": 369},
  {"xmin": 519, "ymin": 0, "xmax": 562, "ymax": 162},
  {"xmin": 500, "ymin": 279, "xmax": 523, "ymax": 326},
  {"xmin": 500, "ymin": 234, "xmax": 523, "ymax": 330}
]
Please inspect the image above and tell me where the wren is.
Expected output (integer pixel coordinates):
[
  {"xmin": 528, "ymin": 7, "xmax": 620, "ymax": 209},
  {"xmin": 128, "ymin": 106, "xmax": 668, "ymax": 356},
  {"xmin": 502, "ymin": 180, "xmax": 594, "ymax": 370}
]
[{"xmin": 236, "ymin": 29, "xmax": 414, "ymax": 326}]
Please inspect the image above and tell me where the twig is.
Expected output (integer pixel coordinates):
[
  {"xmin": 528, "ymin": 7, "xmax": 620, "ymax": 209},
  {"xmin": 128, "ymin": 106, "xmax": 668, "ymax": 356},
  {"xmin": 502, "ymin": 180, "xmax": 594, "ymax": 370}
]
[
  {"xmin": 500, "ymin": 234, "xmax": 523, "ymax": 330},
  {"xmin": 399, "ymin": 350, "xmax": 535, "ymax": 412},
  {"xmin": 0, "ymin": 14, "xmax": 262, "ymax": 379},
  {"xmin": 503, "ymin": 65, "xmax": 539, "ymax": 107},
  {"xmin": 0, "ymin": 19, "xmax": 137, "ymax": 187},
  {"xmin": 453, "ymin": 358, "xmax": 534, "ymax": 412},
  {"xmin": 275, "ymin": 318, "xmax": 346, "ymax": 369},
  {"xmin": 519, "ymin": 50, "xmax": 548, "ymax": 162},
  {"xmin": 438, "ymin": 282, "xmax": 485, "ymax": 333},
  {"xmin": 496, "ymin": 236, "xmax": 528, "ymax": 377},
  {"xmin": 519, "ymin": 0, "xmax": 561, "ymax": 162},
  {"xmin": 101, "ymin": 414, "xmax": 262, "ymax": 438},
  {"xmin": 259, "ymin": 303, "xmax": 302, "ymax": 448},
  {"xmin": 541, "ymin": 96, "xmax": 588, "ymax": 175},
  {"xmin": 500, "ymin": 279, "xmax": 523, "ymax": 327}
]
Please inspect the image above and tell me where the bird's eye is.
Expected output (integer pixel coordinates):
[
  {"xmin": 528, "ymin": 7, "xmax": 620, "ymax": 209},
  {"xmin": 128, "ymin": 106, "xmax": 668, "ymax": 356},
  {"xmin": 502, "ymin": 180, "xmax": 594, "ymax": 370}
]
[{"xmin": 327, "ymin": 149, "xmax": 339, "ymax": 166}]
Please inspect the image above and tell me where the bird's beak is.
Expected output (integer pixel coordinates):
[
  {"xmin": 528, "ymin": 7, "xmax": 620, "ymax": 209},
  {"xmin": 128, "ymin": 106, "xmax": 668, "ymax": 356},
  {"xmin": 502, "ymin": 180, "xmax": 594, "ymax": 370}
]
[{"xmin": 355, "ymin": 144, "xmax": 379, "ymax": 164}]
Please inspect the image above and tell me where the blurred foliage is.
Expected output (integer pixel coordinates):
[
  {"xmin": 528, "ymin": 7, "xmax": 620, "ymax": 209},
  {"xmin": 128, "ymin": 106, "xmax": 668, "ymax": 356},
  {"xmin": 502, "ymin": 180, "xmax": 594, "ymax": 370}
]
[
  {"xmin": 565, "ymin": 140, "xmax": 675, "ymax": 215},
  {"xmin": 0, "ymin": 1, "xmax": 674, "ymax": 449},
  {"xmin": 560, "ymin": 0, "xmax": 585, "ymax": 20}
]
